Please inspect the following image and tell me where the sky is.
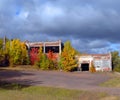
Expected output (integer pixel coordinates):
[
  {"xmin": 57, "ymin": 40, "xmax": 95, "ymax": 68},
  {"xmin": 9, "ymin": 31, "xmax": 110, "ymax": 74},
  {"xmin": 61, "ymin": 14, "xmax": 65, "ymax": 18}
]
[{"xmin": 0, "ymin": 0, "xmax": 120, "ymax": 53}]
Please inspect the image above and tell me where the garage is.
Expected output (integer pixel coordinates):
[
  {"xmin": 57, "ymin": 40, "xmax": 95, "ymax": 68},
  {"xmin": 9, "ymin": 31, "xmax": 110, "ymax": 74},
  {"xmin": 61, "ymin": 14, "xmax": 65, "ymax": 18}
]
[{"xmin": 81, "ymin": 63, "xmax": 89, "ymax": 71}]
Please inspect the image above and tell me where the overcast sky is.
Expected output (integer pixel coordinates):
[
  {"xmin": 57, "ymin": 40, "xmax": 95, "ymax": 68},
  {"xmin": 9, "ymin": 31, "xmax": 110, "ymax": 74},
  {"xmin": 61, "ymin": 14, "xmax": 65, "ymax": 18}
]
[{"xmin": 0, "ymin": 0, "xmax": 120, "ymax": 53}]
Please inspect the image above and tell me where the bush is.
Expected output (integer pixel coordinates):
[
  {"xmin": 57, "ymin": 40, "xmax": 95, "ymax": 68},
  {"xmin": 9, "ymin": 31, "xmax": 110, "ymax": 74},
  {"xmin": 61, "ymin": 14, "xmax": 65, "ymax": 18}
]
[
  {"xmin": 36, "ymin": 54, "xmax": 58, "ymax": 70},
  {"xmin": 0, "ymin": 51, "xmax": 9, "ymax": 67},
  {"xmin": 113, "ymin": 65, "xmax": 120, "ymax": 72},
  {"xmin": 90, "ymin": 62, "xmax": 96, "ymax": 73},
  {"xmin": 37, "ymin": 54, "xmax": 49, "ymax": 70}
]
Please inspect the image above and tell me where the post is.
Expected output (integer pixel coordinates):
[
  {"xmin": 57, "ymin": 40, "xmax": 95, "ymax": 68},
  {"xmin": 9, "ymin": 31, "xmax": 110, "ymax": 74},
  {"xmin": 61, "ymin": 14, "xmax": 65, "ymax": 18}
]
[
  {"xmin": 43, "ymin": 42, "xmax": 46, "ymax": 53},
  {"xmin": 59, "ymin": 40, "xmax": 61, "ymax": 55}
]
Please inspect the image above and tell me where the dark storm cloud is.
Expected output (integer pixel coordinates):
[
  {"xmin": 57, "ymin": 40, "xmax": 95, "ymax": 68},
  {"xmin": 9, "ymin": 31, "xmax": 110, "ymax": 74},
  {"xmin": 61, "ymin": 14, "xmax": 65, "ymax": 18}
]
[{"xmin": 0, "ymin": 0, "xmax": 120, "ymax": 53}]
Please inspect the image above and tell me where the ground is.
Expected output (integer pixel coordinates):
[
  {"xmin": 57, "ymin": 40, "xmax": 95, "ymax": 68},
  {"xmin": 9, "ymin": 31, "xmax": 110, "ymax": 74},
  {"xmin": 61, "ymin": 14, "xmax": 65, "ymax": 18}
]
[{"xmin": 0, "ymin": 67, "xmax": 120, "ymax": 96}]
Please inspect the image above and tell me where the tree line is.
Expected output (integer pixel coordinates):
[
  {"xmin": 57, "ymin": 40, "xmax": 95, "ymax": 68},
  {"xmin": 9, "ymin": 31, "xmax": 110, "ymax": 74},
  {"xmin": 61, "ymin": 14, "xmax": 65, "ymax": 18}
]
[
  {"xmin": 0, "ymin": 37, "xmax": 120, "ymax": 72},
  {"xmin": 0, "ymin": 38, "xmax": 79, "ymax": 71}
]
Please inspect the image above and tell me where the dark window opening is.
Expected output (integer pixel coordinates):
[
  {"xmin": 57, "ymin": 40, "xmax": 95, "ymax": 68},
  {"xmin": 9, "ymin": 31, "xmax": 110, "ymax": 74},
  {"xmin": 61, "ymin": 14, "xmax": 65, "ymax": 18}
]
[
  {"xmin": 81, "ymin": 63, "xmax": 89, "ymax": 71},
  {"xmin": 45, "ymin": 46, "xmax": 59, "ymax": 53}
]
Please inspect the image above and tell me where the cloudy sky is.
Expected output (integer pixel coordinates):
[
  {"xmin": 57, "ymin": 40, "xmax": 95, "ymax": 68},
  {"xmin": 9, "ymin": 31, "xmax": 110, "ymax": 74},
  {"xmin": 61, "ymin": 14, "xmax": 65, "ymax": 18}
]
[{"xmin": 0, "ymin": 0, "xmax": 120, "ymax": 53}]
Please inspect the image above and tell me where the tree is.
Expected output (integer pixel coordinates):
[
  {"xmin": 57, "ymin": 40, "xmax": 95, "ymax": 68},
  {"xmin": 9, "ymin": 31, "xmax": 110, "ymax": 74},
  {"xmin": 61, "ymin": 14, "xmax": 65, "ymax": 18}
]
[
  {"xmin": 111, "ymin": 51, "xmax": 120, "ymax": 72},
  {"xmin": 0, "ymin": 38, "xmax": 9, "ymax": 66},
  {"xmin": 47, "ymin": 50, "xmax": 57, "ymax": 61},
  {"xmin": 30, "ymin": 48, "xmax": 39, "ymax": 65},
  {"xmin": 35, "ymin": 47, "xmax": 43, "ymax": 67},
  {"xmin": 36, "ymin": 49, "xmax": 57, "ymax": 70},
  {"xmin": 47, "ymin": 50, "xmax": 57, "ymax": 69},
  {"xmin": 21, "ymin": 42, "xmax": 30, "ymax": 65},
  {"xmin": 0, "ymin": 38, "xmax": 3, "ymax": 50},
  {"xmin": 37, "ymin": 54, "xmax": 50, "ymax": 70},
  {"xmin": 89, "ymin": 61, "xmax": 96, "ymax": 73},
  {"xmin": 9, "ymin": 39, "xmax": 29, "ymax": 66},
  {"xmin": 59, "ymin": 41, "xmax": 77, "ymax": 71}
]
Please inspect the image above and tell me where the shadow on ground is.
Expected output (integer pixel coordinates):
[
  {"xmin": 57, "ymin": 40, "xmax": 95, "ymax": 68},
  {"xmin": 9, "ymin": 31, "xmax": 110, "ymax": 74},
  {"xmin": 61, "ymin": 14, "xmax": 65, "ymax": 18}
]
[
  {"xmin": 0, "ymin": 81, "xmax": 30, "ymax": 90},
  {"xmin": 0, "ymin": 68, "xmax": 42, "ymax": 90}
]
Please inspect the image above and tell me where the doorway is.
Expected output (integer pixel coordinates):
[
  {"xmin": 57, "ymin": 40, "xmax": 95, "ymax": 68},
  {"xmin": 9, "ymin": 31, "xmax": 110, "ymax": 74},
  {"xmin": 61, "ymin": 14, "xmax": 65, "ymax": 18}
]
[{"xmin": 81, "ymin": 63, "xmax": 89, "ymax": 71}]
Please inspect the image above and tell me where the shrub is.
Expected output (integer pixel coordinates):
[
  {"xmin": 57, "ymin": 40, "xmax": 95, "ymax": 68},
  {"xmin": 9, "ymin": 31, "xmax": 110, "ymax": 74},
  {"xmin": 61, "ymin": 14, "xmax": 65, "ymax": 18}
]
[
  {"xmin": 113, "ymin": 64, "xmax": 120, "ymax": 72},
  {"xmin": 36, "ymin": 54, "xmax": 57, "ymax": 70},
  {"xmin": 90, "ymin": 62, "xmax": 96, "ymax": 73},
  {"xmin": 37, "ymin": 54, "xmax": 49, "ymax": 70}
]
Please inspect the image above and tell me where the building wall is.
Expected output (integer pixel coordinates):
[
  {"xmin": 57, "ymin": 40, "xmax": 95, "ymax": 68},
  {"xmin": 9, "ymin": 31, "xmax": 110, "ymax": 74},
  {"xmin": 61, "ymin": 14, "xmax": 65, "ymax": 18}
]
[
  {"xmin": 77, "ymin": 53, "xmax": 112, "ymax": 72},
  {"xmin": 25, "ymin": 40, "xmax": 63, "ymax": 64}
]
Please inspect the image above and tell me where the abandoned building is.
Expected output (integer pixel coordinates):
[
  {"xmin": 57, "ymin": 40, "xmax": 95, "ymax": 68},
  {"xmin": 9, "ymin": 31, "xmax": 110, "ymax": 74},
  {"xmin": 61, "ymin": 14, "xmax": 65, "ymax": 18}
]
[
  {"xmin": 76, "ymin": 53, "xmax": 112, "ymax": 72},
  {"xmin": 25, "ymin": 40, "xmax": 63, "ymax": 64},
  {"xmin": 25, "ymin": 40, "xmax": 112, "ymax": 71},
  {"xmin": 25, "ymin": 40, "xmax": 63, "ymax": 53}
]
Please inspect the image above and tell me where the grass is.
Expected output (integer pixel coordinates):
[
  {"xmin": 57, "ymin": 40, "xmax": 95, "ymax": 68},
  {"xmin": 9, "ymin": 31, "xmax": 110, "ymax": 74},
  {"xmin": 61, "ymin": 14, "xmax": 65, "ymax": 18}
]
[
  {"xmin": 0, "ymin": 82, "xmax": 118, "ymax": 100},
  {"xmin": 100, "ymin": 77, "xmax": 120, "ymax": 87},
  {"xmin": 100, "ymin": 72, "xmax": 120, "ymax": 88}
]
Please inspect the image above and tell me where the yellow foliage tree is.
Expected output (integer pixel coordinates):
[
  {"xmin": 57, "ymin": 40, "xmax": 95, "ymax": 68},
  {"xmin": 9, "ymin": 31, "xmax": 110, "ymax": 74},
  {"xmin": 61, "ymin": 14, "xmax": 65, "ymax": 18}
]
[
  {"xmin": 60, "ymin": 41, "xmax": 77, "ymax": 71},
  {"xmin": 9, "ymin": 39, "xmax": 29, "ymax": 66}
]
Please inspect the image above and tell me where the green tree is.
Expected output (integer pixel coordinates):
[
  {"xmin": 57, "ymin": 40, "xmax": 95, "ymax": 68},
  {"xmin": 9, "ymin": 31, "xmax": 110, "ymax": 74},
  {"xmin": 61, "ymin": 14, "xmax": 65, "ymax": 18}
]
[
  {"xmin": 0, "ymin": 38, "xmax": 9, "ymax": 66},
  {"xmin": 60, "ymin": 41, "xmax": 77, "ymax": 71},
  {"xmin": 111, "ymin": 51, "xmax": 120, "ymax": 72},
  {"xmin": 36, "ymin": 48, "xmax": 57, "ymax": 70},
  {"xmin": 38, "ymin": 54, "xmax": 50, "ymax": 70},
  {"xmin": 0, "ymin": 38, "xmax": 3, "ymax": 50}
]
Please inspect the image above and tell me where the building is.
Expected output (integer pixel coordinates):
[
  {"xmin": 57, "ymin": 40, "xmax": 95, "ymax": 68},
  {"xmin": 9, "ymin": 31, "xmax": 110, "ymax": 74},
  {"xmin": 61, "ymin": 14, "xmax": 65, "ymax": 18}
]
[
  {"xmin": 25, "ymin": 40, "xmax": 112, "ymax": 71},
  {"xmin": 76, "ymin": 53, "xmax": 112, "ymax": 72},
  {"xmin": 25, "ymin": 40, "xmax": 63, "ymax": 64}
]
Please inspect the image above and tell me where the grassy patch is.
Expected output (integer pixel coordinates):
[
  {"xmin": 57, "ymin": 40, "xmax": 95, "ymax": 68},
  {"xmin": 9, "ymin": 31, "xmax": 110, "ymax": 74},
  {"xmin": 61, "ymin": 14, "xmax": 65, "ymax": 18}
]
[
  {"xmin": 0, "ymin": 81, "xmax": 29, "ymax": 90},
  {"xmin": 100, "ymin": 77, "xmax": 120, "ymax": 87},
  {"xmin": 0, "ymin": 83, "xmax": 119, "ymax": 100}
]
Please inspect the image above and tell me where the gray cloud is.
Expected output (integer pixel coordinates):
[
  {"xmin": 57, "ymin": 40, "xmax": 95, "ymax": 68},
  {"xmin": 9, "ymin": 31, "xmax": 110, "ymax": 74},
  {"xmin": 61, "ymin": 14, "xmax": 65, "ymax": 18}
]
[{"xmin": 0, "ymin": 0, "xmax": 120, "ymax": 53}]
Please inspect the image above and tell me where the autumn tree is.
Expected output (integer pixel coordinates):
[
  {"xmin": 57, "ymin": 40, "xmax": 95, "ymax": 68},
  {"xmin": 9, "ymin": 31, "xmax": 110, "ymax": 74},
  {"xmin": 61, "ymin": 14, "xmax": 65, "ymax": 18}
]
[
  {"xmin": 35, "ymin": 47, "xmax": 43, "ymax": 66},
  {"xmin": 30, "ymin": 48, "xmax": 39, "ymax": 65},
  {"xmin": 21, "ymin": 42, "xmax": 30, "ymax": 65},
  {"xmin": 36, "ymin": 49, "xmax": 57, "ymax": 70},
  {"xmin": 9, "ymin": 39, "xmax": 29, "ymax": 66},
  {"xmin": 59, "ymin": 41, "xmax": 77, "ymax": 71},
  {"xmin": 47, "ymin": 50, "xmax": 57, "ymax": 69},
  {"xmin": 89, "ymin": 61, "xmax": 96, "ymax": 73}
]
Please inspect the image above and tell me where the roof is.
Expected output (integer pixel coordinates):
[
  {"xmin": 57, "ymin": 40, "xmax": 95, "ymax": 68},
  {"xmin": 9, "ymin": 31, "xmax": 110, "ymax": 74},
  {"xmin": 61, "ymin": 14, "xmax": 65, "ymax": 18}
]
[
  {"xmin": 25, "ymin": 40, "xmax": 62, "ymax": 47},
  {"xmin": 80, "ymin": 53, "xmax": 110, "ymax": 57}
]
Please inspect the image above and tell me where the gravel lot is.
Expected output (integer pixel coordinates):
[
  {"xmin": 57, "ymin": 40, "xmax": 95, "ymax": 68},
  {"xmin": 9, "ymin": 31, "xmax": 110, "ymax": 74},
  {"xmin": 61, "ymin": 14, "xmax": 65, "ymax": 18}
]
[{"xmin": 0, "ymin": 69, "xmax": 120, "ymax": 95}]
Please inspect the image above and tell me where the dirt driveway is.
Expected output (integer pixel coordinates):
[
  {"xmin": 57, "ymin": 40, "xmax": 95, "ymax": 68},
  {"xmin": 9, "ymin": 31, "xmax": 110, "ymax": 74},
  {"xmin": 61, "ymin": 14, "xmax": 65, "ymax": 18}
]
[{"xmin": 0, "ymin": 69, "xmax": 120, "ymax": 95}]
